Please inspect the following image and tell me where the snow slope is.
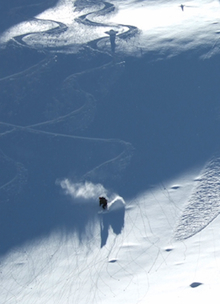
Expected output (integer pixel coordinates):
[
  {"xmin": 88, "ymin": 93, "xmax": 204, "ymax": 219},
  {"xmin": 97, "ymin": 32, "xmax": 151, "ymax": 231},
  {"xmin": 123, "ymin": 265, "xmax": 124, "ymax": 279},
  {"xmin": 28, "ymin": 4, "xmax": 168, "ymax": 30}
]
[
  {"xmin": 1, "ymin": 0, "xmax": 220, "ymax": 303},
  {"xmin": 2, "ymin": 0, "xmax": 220, "ymax": 58},
  {"xmin": 1, "ymin": 163, "xmax": 220, "ymax": 303}
]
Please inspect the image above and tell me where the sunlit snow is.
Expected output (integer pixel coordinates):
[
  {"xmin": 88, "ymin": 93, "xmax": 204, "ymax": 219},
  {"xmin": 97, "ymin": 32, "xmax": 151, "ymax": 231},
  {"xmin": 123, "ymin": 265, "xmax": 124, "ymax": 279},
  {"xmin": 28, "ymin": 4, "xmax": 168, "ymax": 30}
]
[
  {"xmin": 1, "ymin": 0, "xmax": 220, "ymax": 57},
  {"xmin": 1, "ymin": 0, "xmax": 220, "ymax": 303},
  {"xmin": 1, "ymin": 167, "xmax": 220, "ymax": 303}
]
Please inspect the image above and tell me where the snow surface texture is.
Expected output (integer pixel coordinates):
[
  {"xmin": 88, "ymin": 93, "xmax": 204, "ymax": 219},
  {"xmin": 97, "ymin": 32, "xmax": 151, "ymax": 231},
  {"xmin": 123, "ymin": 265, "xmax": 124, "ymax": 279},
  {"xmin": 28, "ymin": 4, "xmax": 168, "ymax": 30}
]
[
  {"xmin": 1, "ymin": 0, "xmax": 220, "ymax": 303},
  {"xmin": 1, "ymin": 0, "xmax": 220, "ymax": 58},
  {"xmin": 175, "ymin": 154, "xmax": 220, "ymax": 240},
  {"xmin": 1, "ymin": 172, "xmax": 220, "ymax": 303}
]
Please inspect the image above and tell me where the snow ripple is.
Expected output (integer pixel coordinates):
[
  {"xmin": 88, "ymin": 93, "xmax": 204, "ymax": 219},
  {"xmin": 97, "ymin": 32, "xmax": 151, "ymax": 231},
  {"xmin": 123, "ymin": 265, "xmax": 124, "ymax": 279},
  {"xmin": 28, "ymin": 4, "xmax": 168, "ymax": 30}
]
[{"xmin": 174, "ymin": 154, "xmax": 220, "ymax": 240}]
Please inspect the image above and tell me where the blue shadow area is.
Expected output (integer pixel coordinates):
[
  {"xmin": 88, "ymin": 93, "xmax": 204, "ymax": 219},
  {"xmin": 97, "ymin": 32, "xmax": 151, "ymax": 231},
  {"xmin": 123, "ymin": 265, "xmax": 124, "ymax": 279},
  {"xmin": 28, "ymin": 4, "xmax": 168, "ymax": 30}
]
[
  {"xmin": 100, "ymin": 199, "xmax": 125, "ymax": 247},
  {"xmin": 0, "ymin": 0, "xmax": 59, "ymax": 34},
  {"xmin": 0, "ymin": 3, "xmax": 220, "ymax": 256},
  {"xmin": 101, "ymin": 53, "xmax": 220, "ymax": 196}
]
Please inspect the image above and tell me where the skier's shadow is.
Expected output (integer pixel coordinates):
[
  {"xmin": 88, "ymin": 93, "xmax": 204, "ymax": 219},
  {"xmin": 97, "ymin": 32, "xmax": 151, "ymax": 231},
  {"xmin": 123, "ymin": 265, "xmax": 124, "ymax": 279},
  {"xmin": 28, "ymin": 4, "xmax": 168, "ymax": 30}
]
[{"xmin": 99, "ymin": 198, "xmax": 125, "ymax": 247}]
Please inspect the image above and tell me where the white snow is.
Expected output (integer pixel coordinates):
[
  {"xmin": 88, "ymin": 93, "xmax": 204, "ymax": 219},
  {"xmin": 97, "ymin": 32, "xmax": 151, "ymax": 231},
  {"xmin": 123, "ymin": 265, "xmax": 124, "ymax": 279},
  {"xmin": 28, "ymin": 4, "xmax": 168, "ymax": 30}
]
[
  {"xmin": 1, "ymin": 162, "xmax": 220, "ymax": 303},
  {"xmin": 1, "ymin": 0, "xmax": 220, "ymax": 57},
  {"xmin": 1, "ymin": 0, "xmax": 220, "ymax": 303}
]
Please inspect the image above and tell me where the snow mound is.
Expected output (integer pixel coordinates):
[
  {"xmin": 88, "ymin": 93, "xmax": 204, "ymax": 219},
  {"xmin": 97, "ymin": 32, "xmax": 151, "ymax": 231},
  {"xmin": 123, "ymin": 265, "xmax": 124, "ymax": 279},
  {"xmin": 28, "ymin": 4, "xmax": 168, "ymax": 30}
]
[{"xmin": 108, "ymin": 196, "xmax": 125, "ymax": 212}]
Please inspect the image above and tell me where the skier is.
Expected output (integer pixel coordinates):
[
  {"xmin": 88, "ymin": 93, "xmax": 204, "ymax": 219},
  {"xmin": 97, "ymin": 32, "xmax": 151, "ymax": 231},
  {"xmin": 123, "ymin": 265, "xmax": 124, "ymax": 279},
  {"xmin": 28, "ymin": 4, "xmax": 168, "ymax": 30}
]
[{"xmin": 99, "ymin": 197, "xmax": 108, "ymax": 210}]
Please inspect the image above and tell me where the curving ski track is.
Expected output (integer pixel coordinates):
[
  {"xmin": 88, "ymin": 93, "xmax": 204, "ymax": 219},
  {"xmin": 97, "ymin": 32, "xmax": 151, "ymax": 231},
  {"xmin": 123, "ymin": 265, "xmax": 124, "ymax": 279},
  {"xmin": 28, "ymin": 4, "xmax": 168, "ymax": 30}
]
[{"xmin": 0, "ymin": 1, "xmax": 139, "ymax": 199}]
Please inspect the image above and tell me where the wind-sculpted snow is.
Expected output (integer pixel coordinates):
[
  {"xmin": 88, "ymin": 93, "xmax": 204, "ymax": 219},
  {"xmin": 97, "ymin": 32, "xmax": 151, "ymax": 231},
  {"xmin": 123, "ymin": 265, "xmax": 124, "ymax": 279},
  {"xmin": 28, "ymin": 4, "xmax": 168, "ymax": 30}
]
[{"xmin": 174, "ymin": 154, "xmax": 220, "ymax": 240}]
